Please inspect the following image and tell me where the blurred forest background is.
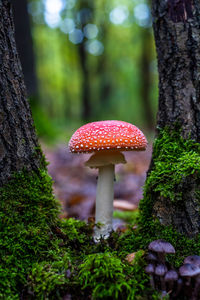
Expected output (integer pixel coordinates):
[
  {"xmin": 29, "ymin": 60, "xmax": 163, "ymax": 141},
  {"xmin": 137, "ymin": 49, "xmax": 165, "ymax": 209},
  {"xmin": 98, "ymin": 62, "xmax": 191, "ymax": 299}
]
[
  {"xmin": 13, "ymin": 0, "xmax": 158, "ymax": 142},
  {"xmin": 13, "ymin": 0, "xmax": 158, "ymax": 221}
]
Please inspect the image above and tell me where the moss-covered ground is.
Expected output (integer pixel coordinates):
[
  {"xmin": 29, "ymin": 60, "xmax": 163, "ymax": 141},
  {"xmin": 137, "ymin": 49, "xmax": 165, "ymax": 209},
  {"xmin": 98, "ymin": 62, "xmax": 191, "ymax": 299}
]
[{"xmin": 1, "ymin": 128, "xmax": 200, "ymax": 299}]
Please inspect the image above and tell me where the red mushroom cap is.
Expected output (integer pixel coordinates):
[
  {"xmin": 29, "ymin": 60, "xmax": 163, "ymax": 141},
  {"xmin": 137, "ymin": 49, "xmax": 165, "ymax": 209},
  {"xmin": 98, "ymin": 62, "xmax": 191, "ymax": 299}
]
[{"xmin": 69, "ymin": 120, "xmax": 147, "ymax": 153}]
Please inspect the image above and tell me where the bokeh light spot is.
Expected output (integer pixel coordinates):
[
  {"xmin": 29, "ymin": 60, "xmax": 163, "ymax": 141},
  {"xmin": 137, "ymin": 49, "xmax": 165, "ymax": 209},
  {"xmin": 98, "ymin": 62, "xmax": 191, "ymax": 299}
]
[
  {"xmin": 83, "ymin": 24, "xmax": 98, "ymax": 39},
  {"xmin": 66, "ymin": 0, "xmax": 76, "ymax": 10},
  {"xmin": 69, "ymin": 29, "xmax": 84, "ymax": 44},
  {"xmin": 85, "ymin": 40, "xmax": 104, "ymax": 56},
  {"xmin": 133, "ymin": 3, "xmax": 151, "ymax": 27},
  {"xmin": 109, "ymin": 5, "xmax": 129, "ymax": 25},
  {"xmin": 44, "ymin": 0, "xmax": 65, "ymax": 28},
  {"xmin": 60, "ymin": 18, "xmax": 75, "ymax": 34}
]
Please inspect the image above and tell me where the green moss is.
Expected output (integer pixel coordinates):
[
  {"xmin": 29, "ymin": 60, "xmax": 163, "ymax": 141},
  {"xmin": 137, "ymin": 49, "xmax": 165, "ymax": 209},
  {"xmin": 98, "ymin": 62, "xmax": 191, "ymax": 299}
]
[
  {"xmin": 78, "ymin": 250, "xmax": 150, "ymax": 300},
  {"xmin": 27, "ymin": 253, "xmax": 71, "ymax": 299},
  {"xmin": 139, "ymin": 127, "xmax": 200, "ymax": 226},
  {"xmin": 120, "ymin": 127, "xmax": 200, "ymax": 268},
  {"xmin": 3, "ymin": 127, "xmax": 200, "ymax": 299},
  {"xmin": 113, "ymin": 210, "xmax": 139, "ymax": 224},
  {"xmin": 0, "ymin": 169, "xmax": 60, "ymax": 298}
]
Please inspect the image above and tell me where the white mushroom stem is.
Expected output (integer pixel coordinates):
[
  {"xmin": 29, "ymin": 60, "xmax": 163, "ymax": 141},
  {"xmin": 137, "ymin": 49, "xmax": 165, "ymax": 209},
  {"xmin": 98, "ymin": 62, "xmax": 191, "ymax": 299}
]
[
  {"xmin": 95, "ymin": 164, "xmax": 115, "ymax": 240},
  {"xmin": 85, "ymin": 150, "xmax": 126, "ymax": 241}
]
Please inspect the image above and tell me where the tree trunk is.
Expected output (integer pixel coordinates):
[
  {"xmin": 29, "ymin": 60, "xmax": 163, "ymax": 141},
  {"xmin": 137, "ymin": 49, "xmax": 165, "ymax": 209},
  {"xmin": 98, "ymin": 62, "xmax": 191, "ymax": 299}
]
[
  {"xmin": 0, "ymin": 2, "xmax": 59, "ymax": 296},
  {"xmin": 0, "ymin": 1, "xmax": 43, "ymax": 186},
  {"xmin": 153, "ymin": 0, "xmax": 200, "ymax": 141},
  {"xmin": 145, "ymin": 0, "xmax": 200, "ymax": 236}
]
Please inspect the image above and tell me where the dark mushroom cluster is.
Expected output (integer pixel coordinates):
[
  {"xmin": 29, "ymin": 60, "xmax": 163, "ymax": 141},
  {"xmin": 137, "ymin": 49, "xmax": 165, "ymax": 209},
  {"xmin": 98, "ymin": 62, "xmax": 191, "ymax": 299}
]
[
  {"xmin": 179, "ymin": 255, "xmax": 200, "ymax": 300},
  {"xmin": 145, "ymin": 240, "xmax": 200, "ymax": 299},
  {"xmin": 145, "ymin": 239, "xmax": 178, "ymax": 298}
]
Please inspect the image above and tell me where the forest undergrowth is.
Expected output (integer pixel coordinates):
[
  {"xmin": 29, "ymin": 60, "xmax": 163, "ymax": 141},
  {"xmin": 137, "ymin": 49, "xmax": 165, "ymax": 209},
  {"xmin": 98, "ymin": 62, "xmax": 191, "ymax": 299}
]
[{"xmin": 1, "ymin": 128, "xmax": 200, "ymax": 299}]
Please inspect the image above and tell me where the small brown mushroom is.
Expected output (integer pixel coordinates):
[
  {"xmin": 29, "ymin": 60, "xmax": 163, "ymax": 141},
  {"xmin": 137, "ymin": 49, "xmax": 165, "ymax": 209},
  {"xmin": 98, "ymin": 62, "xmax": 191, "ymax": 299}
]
[
  {"xmin": 183, "ymin": 255, "xmax": 200, "ymax": 299},
  {"xmin": 172, "ymin": 277, "xmax": 183, "ymax": 298},
  {"xmin": 184, "ymin": 255, "xmax": 200, "ymax": 268},
  {"xmin": 155, "ymin": 263, "xmax": 168, "ymax": 292},
  {"xmin": 164, "ymin": 270, "xmax": 178, "ymax": 292},
  {"xmin": 146, "ymin": 251, "xmax": 158, "ymax": 263},
  {"xmin": 145, "ymin": 263, "xmax": 155, "ymax": 289},
  {"xmin": 148, "ymin": 239, "xmax": 175, "ymax": 264},
  {"xmin": 179, "ymin": 263, "xmax": 200, "ymax": 286}
]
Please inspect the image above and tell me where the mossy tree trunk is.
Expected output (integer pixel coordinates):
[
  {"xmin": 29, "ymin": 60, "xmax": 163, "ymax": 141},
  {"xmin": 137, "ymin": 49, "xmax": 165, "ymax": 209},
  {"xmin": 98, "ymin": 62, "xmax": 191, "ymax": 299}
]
[
  {"xmin": 141, "ymin": 0, "xmax": 200, "ymax": 237},
  {"xmin": 0, "ymin": 2, "xmax": 60, "ymax": 297},
  {"xmin": 0, "ymin": 1, "xmax": 43, "ymax": 186}
]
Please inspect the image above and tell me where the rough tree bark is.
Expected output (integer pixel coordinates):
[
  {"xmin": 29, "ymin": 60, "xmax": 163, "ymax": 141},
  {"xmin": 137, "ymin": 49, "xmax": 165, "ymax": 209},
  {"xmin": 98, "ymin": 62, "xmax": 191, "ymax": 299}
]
[
  {"xmin": 153, "ymin": 0, "xmax": 200, "ymax": 140},
  {"xmin": 0, "ymin": 2, "xmax": 59, "ymax": 297},
  {"xmin": 0, "ymin": 1, "xmax": 43, "ymax": 186},
  {"xmin": 149, "ymin": 0, "xmax": 200, "ymax": 236}
]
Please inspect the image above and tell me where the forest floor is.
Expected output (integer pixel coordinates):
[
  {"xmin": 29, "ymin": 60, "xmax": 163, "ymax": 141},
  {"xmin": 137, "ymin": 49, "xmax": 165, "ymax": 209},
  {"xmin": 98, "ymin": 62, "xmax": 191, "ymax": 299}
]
[{"xmin": 43, "ymin": 144, "xmax": 152, "ymax": 227}]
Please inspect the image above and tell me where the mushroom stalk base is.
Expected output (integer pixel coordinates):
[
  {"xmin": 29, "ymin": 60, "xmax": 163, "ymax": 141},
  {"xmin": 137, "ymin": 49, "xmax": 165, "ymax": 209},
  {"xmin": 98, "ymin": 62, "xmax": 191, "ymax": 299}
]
[{"xmin": 94, "ymin": 164, "xmax": 115, "ymax": 241}]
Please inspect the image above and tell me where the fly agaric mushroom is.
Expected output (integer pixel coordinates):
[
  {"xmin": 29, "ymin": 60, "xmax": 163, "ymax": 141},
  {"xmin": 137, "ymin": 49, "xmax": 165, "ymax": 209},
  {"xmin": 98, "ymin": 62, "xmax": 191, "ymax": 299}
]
[{"xmin": 69, "ymin": 120, "xmax": 147, "ymax": 240}]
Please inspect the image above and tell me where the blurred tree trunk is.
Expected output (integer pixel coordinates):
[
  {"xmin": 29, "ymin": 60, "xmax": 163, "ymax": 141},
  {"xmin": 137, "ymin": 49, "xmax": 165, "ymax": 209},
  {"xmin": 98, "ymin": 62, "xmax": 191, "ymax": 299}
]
[
  {"xmin": 12, "ymin": 0, "xmax": 38, "ymax": 98},
  {"xmin": 0, "ymin": 1, "xmax": 45, "ymax": 185},
  {"xmin": 77, "ymin": 0, "xmax": 94, "ymax": 121},
  {"xmin": 143, "ymin": 0, "xmax": 200, "ymax": 236},
  {"xmin": 78, "ymin": 42, "xmax": 91, "ymax": 121},
  {"xmin": 97, "ymin": 25, "xmax": 112, "ymax": 110},
  {"xmin": 140, "ymin": 27, "xmax": 154, "ymax": 131}
]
